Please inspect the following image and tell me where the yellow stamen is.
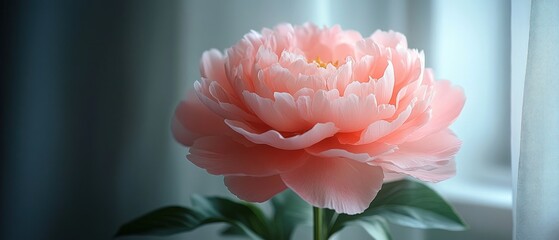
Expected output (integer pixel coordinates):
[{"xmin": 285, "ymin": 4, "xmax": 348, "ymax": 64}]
[{"xmin": 311, "ymin": 57, "xmax": 339, "ymax": 68}]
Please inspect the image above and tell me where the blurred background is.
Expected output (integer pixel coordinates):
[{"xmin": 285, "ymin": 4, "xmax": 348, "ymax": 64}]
[{"xmin": 2, "ymin": 0, "xmax": 517, "ymax": 239}]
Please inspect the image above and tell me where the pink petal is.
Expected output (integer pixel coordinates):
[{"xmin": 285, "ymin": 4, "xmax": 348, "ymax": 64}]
[
  {"xmin": 224, "ymin": 175, "xmax": 287, "ymax": 202},
  {"xmin": 407, "ymin": 80, "xmax": 466, "ymax": 141},
  {"xmin": 355, "ymin": 39, "xmax": 382, "ymax": 59},
  {"xmin": 255, "ymin": 46, "xmax": 279, "ymax": 69},
  {"xmin": 374, "ymin": 129, "xmax": 461, "ymax": 182},
  {"xmin": 380, "ymin": 106, "xmax": 432, "ymax": 145},
  {"xmin": 199, "ymin": 49, "xmax": 234, "ymax": 94},
  {"xmin": 188, "ymin": 136, "xmax": 306, "ymax": 176},
  {"xmin": 225, "ymin": 120, "xmax": 338, "ymax": 150},
  {"xmin": 297, "ymin": 89, "xmax": 394, "ymax": 133},
  {"xmin": 373, "ymin": 62, "xmax": 396, "ymax": 104},
  {"xmin": 371, "ymin": 30, "xmax": 408, "ymax": 49},
  {"xmin": 172, "ymin": 92, "xmax": 231, "ymax": 146},
  {"xmin": 378, "ymin": 160, "xmax": 456, "ymax": 183},
  {"xmin": 327, "ymin": 62, "xmax": 353, "ymax": 93},
  {"xmin": 333, "ymin": 43, "xmax": 356, "ymax": 62},
  {"xmin": 305, "ymin": 137, "xmax": 396, "ymax": 162},
  {"xmin": 254, "ymin": 65, "xmax": 293, "ymax": 98},
  {"xmin": 339, "ymin": 105, "xmax": 412, "ymax": 145},
  {"xmin": 194, "ymin": 81, "xmax": 259, "ymax": 122},
  {"xmin": 242, "ymin": 91, "xmax": 311, "ymax": 132},
  {"xmin": 281, "ymin": 156, "xmax": 384, "ymax": 214}
]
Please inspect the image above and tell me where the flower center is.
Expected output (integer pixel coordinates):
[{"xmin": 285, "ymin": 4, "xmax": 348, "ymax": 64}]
[{"xmin": 311, "ymin": 57, "xmax": 339, "ymax": 68}]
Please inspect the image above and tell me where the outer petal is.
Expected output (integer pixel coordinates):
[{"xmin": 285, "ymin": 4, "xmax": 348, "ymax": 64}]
[
  {"xmin": 378, "ymin": 160, "xmax": 456, "ymax": 183},
  {"xmin": 407, "ymin": 80, "xmax": 465, "ymax": 141},
  {"xmin": 374, "ymin": 129, "xmax": 461, "ymax": 182},
  {"xmin": 224, "ymin": 175, "xmax": 287, "ymax": 202},
  {"xmin": 281, "ymin": 156, "xmax": 384, "ymax": 214},
  {"xmin": 305, "ymin": 137, "xmax": 396, "ymax": 162},
  {"xmin": 172, "ymin": 92, "xmax": 231, "ymax": 146},
  {"xmin": 187, "ymin": 136, "xmax": 306, "ymax": 176},
  {"xmin": 194, "ymin": 81, "xmax": 259, "ymax": 122},
  {"xmin": 225, "ymin": 120, "xmax": 338, "ymax": 150}
]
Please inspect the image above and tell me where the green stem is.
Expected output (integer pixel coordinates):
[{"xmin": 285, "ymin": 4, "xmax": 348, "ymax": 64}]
[{"xmin": 313, "ymin": 207, "xmax": 324, "ymax": 240}]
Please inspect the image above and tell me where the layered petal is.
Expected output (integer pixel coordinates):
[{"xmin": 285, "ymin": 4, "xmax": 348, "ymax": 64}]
[
  {"xmin": 199, "ymin": 49, "xmax": 234, "ymax": 94},
  {"xmin": 224, "ymin": 175, "xmax": 287, "ymax": 202},
  {"xmin": 371, "ymin": 30, "xmax": 408, "ymax": 49},
  {"xmin": 374, "ymin": 129, "xmax": 461, "ymax": 182},
  {"xmin": 305, "ymin": 137, "xmax": 396, "ymax": 162},
  {"xmin": 407, "ymin": 80, "xmax": 466, "ymax": 141},
  {"xmin": 225, "ymin": 120, "xmax": 338, "ymax": 150},
  {"xmin": 242, "ymin": 91, "xmax": 311, "ymax": 132},
  {"xmin": 194, "ymin": 81, "xmax": 258, "ymax": 122},
  {"xmin": 281, "ymin": 156, "xmax": 384, "ymax": 214},
  {"xmin": 297, "ymin": 89, "xmax": 395, "ymax": 133},
  {"xmin": 172, "ymin": 92, "xmax": 231, "ymax": 146},
  {"xmin": 187, "ymin": 136, "xmax": 306, "ymax": 176},
  {"xmin": 339, "ymin": 105, "xmax": 413, "ymax": 145}
]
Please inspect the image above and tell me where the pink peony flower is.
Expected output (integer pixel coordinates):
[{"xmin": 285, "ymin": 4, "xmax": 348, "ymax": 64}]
[{"xmin": 172, "ymin": 23, "xmax": 465, "ymax": 214}]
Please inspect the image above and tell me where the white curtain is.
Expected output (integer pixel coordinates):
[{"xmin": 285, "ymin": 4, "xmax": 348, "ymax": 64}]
[{"xmin": 514, "ymin": 0, "xmax": 559, "ymax": 239}]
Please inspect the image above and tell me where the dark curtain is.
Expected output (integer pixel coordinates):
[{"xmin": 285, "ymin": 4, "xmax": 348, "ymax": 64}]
[{"xmin": 2, "ymin": 1, "xmax": 181, "ymax": 239}]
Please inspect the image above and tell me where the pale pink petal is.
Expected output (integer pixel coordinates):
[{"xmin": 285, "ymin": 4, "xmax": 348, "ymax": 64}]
[
  {"xmin": 305, "ymin": 137, "xmax": 396, "ymax": 162},
  {"xmin": 199, "ymin": 49, "xmax": 235, "ymax": 94},
  {"xmin": 388, "ymin": 49, "xmax": 424, "ymax": 98},
  {"xmin": 382, "ymin": 171, "xmax": 406, "ymax": 182},
  {"xmin": 224, "ymin": 175, "xmax": 287, "ymax": 202},
  {"xmin": 374, "ymin": 129, "xmax": 461, "ymax": 182},
  {"xmin": 254, "ymin": 65, "xmax": 293, "ymax": 98},
  {"xmin": 373, "ymin": 62, "xmax": 395, "ymax": 104},
  {"xmin": 171, "ymin": 118, "xmax": 198, "ymax": 147},
  {"xmin": 347, "ymin": 62, "xmax": 395, "ymax": 104},
  {"xmin": 339, "ymin": 105, "xmax": 412, "ymax": 145},
  {"xmin": 333, "ymin": 43, "xmax": 355, "ymax": 62},
  {"xmin": 355, "ymin": 39, "xmax": 382, "ymax": 59},
  {"xmin": 187, "ymin": 136, "xmax": 306, "ymax": 176},
  {"xmin": 281, "ymin": 156, "xmax": 384, "ymax": 214},
  {"xmin": 297, "ymin": 89, "xmax": 395, "ymax": 133},
  {"xmin": 289, "ymin": 74, "xmax": 328, "ymax": 93},
  {"xmin": 225, "ymin": 120, "xmax": 338, "ymax": 150},
  {"xmin": 353, "ymin": 54, "xmax": 388, "ymax": 81},
  {"xmin": 407, "ymin": 80, "xmax": 466, "ymax": 141},
  {"xmin": 172, "ymin": 92, "xmax": 231, "ymax": 146},
  {"xmin": 242, "ymin": 91, "xmax": 311, "ymax": 132},
  {"xmin": 255, "ymin": 46, "xmax": 279, "ymax": 69},
  {"xmin": 194, "ymin": 81, "xmax": 259, "ymax": 122},
  {"xmin": 378, "ymin": 160, "xmax": 456, "ymax": 183},
  {"xmin": 371, "ymin": 30, "xmax": 408, "ymax": 49},
  {"xmin": 327, "ymin": 61, "xmax": 353, "ymax": 93},
  {"xmin": 380, "ymin": 106, "xmax": 432, "ymax": 145}
]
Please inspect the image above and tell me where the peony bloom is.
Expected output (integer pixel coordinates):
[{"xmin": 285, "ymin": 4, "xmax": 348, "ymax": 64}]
[{"xmin": 173, "ymin": 23, "xmax": 465, "ymax": 214}]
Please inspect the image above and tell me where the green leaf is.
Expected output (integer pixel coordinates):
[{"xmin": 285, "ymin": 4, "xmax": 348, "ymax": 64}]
[
  {"xmin": 355, "ymin": 217, "xmax": 392, "ymax": 240},
  {"xmin": 191, "ymin": 195, "xmax": 270, "ymax": 239},
  {"xmin": 115, "ymin": 206, "xmax": 207, "ymax": 237},
  {"xmin": 328, "ymin": 179, "xmax": 467, "ymax": 237},
  {"xmin": 270, "ymin": 190, "xmax": 312, "ymax": 240},
  {"xmin": 115, "ymin": 195, "xmax": 272, "ymax": 239}
]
